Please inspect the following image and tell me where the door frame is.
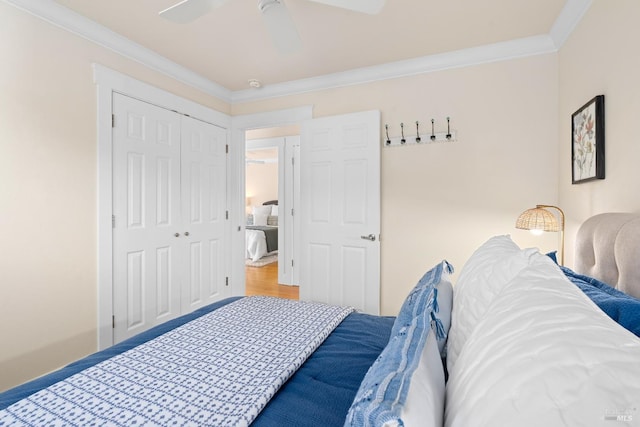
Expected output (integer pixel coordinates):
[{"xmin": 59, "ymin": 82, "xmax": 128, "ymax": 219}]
[
  {"xmin": 245, "ymin": 136, "xmax": 301, "ymax": 285},
  {"xmin": 229, "ymin": 107, "xmax": 313, "ymax": 297},
  {"xmin": 94, "ymin": 64, "xmax": 230, "ymax": 350}
]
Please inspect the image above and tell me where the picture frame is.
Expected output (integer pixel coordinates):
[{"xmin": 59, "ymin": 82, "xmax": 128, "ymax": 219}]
[{"xmin": 572, "ymin": 95, "xmax": 605, "ymax": 184}]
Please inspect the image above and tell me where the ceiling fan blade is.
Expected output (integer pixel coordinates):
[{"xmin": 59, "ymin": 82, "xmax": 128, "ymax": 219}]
[
  {"xmin": 159, "ymin": 0, "xmax": 229, "ymax": 23},
  {"xmin": 307, "ymin": 0, "xmax": 385, "ymax": 14},
  {"xmin": 259, "ymin": 0, "xmax": 302, "ymax": 54}
]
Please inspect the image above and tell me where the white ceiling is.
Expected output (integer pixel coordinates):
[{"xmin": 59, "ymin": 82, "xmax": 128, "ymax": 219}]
[{"xmin": 19, "ymin": 0, "xmax": 587, "ymax": 101}]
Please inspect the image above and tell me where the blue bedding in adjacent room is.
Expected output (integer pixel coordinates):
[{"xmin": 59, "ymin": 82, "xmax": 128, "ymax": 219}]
[{"xmin": 0, "ymin": 297, "xmax": 394, "ymax": 426}]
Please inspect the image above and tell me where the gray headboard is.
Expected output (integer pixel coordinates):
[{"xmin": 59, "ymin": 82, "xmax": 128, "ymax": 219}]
[{"xmin": 575, "ymin": 213, "xmax": 640, "ymax": 298}]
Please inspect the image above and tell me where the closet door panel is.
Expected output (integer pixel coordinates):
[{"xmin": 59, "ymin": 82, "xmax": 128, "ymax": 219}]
[
  {"xmin": 181, "ymin": 116, "xmax": 227, "ymax": 312},
  {"xmin": 112, "ymin": 94, "xmax": 182, "ymax": 343}
]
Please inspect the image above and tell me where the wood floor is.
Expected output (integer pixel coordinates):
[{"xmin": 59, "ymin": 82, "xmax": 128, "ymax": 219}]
[{"xmin": 245, "ymin": 262, "xmax": 299, "ymax": 300}]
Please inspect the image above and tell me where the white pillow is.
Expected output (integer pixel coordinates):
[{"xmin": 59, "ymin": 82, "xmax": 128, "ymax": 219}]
[
  {"xmin": 446, "ymin": 236, "xmax": 536, "ymax": 371},
  {"xmin": 253, "ymin": 214, "xmax": 268, "ymax": 226},
  {"xmin": 252, "ymin": 205, "xmax": 272, "ymax": 217},
  {"xmin": 399, "ymin": 328, "xmax": 445, "ymax": 427},
  {"xmin": 445, "ymin": 252, "xmax": 640, "ymax": 427},
  {"xmin": 252, "ymin": 206, "xmax": 271, "ymax": 226},
  {"xmin": 270, "ymin": 205, "xmax": 279, "ymax": 216}
]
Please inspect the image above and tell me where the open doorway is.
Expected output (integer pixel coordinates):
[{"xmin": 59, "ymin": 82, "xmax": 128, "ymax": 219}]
[
  {"xmin": 231, "ymin": 108, "xmax": 380, "ymax": 313},
  {"xmin": 244, "ymin": 129, "xmax": 300, "ymax": 300}
]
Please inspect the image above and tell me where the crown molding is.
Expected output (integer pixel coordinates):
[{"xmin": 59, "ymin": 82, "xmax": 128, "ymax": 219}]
[
  {"xmin": 5, "ymin": 0, "xmax": 591, "ymax": 106},
  {"xmin": 549, "ymin": 0, "xmax": 593, "ymax": 48},
  {"xmin": 231, "ymin": 34, "xmax": 558, "ymax": 103},
  {"xmin": 3, "ymin": 0, "xmax": 232, "ymax": 103},
  {"xmin": 233, "ymin": 0, "xmax": 593, "ymax": 103}
]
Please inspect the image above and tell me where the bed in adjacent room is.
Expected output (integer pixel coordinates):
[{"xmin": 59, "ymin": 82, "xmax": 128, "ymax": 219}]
[
  {"xmin": 246, "ymin": 201, "xmax": 279, "ymax": 262},
  {"xmin": 2, "ymin": 213, "xmax": 639, "ymax": 426}
]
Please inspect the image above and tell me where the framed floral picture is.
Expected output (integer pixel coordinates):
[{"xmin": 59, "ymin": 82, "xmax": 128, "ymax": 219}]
[{"xmin": 572, "ymin": 95, "xmax": 605, "ymax": 184}]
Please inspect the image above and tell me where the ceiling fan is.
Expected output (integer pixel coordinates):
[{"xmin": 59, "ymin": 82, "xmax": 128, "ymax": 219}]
[{"xmin": 159, "ymin": 0, "xmax": 385, "ymax": 54}]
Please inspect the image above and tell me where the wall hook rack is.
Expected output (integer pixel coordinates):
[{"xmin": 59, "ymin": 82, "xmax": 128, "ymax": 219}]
[{"xmin": 383, "ymin": 117, "xmax": 457, "ymax": 147}]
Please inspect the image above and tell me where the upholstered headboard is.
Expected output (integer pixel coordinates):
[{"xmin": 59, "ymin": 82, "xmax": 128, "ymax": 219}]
[{"xmin": 575, "ymin": 213, "xmax": 640, "ymax": 298}]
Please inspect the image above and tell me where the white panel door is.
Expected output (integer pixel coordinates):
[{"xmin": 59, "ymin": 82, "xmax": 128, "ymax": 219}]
[
  {"xmin": 180, "ymin": 115, "xmax": 227, "ymax": 312},
  {"xmin": 112, "ymin": 93, "xmax": 183, "ymax": 342},
  {"xmin": 300, "ymin": 110, "xmax": 380, "ymax": 314}
]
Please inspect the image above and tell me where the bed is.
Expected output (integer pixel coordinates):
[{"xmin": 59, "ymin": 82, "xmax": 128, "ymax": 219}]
[
  {"xmin": 2, "ymin": 213, "xmax": 639, "ymax": 426},
  {"xmin": 246, "ymin": 201, "xmax": 279, "ymax": 262},
  {"xmin": 444, "ymin": 212, "xmax": 640, "ymax": 427},
  {"xmin": 0, "ymin": 297, "xmax": 398, "ymax": 426}
]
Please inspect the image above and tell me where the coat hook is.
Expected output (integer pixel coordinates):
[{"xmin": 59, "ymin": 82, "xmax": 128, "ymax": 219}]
[
  {"xmin": 415, "ymin": 121, "xmax": 421, "ymax": 143},
  {"xmin": 446, "ymin": 117, "xmax": 452, "ymax": 140},
  {"xmin": 430, "ymin": 119, "xmax": 436, "ymax": 141},
  {"xmin": 385, "ymin": 124, "xmax": 391, "ymax": 146},
  {"xmin": 400, "ymin": 122, "xmax": 406, "ymax": 144}
]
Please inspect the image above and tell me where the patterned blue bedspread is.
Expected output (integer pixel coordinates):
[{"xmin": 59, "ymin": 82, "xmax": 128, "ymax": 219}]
[{"xmin": 0, "ymin": 297, "xmax": 354, "ymax": 426}]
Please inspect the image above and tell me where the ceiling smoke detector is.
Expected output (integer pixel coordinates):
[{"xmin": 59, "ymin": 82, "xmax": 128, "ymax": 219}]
[
  {"xmin": 258, "ymin": 0, "xmax": 282, "ymax": 13},
  {"xmin": 248, "ymin": 79, "xmax": 263, "ymax": 88}
]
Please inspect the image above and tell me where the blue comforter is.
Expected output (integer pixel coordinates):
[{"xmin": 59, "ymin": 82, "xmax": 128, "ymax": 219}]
[
  {"xmin": 561, "ymin": 266, "xmax": 640, "ymax": 337},
  {"xmin": 0, "ymin": 297, "xmax": 394, "ymax": 426},
  {"xmin": 254, "ymin": 312, "xmax": 394, "ymax": 426}
]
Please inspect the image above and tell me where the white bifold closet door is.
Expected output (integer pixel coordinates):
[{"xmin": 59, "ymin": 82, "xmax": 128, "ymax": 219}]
[{"xmin": 112, "ymin": 93, "xmax": 227, "ymax": 343}]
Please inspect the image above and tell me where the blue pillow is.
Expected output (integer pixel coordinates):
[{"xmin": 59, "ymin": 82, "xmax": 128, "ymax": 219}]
[
  {"xmin": 391, "ymin": 261, "xmax": 453, "ymax": 340},
  {"xmin": 560, "ymin": 265, "xmax": 640, "ymax": 337},
  {"xmin": 344, "ymin": 262, "xmax": 451, "ymax": 426},
  {"xmin": 344, "ymin": 309, "xmax": 437, "ymax": 426}
]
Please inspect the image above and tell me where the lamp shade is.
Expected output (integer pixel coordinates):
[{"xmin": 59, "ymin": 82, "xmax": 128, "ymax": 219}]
[
  {"xmin": 515, "ymin": 207, "xmax": 559, "ymax": 232},
  {"xmin": 515, "ymin": 204, "xmax": 565, "ymax": 265}
]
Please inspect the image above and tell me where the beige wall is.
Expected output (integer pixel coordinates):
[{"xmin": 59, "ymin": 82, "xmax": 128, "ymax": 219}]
[
  {"xmin": 234, "ymin": 54, "xmax": 560, "ymax": 315},
  {"xmin": 246, "ymin": 160, "xmax": 279, "ymax": 208},
  {"xmin": 0, "ymin": 3, "xmax": 230, "ymax": 391},
  {"xmin": 9, "ymin": 0, "xmax": 630, "ymax": 393},
  {"xmin": 246, "ymin": 126, "xmax": 300, "ymax": 140},
  {"xmin": 558, "ymin": 0, "xmax": 640, "ymax": 267}
]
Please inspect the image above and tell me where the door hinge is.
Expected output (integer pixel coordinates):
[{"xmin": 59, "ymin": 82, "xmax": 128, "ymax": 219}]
[
  {"xmin": 111, "ymin": 114, "xmax": 115, "ymax": 128},
  {"xmin": 225, "ymin": 277, "xmax": 229, "ymax": 287},
  {"xmin": 112, "ymin": 315, "xmax": 115, "ymax": 329},
  {"xmin": 225, "ymin": 144, "xmax": 229, "ymax": 154},
  {"xmin": 291, "ymin": 156, "xmax": 295, "ymax": 166},
  {"xmin": 291, "ymin": 259, "xmax": 294, "ymax": 267},
  {"xmin": 225, "ymin": 210, "xmax": 229, "ymax": 220},
  {"xmin": 112, "ymin": 215, "xmax": 115, "ymax": 228},
  {"xmin": 291, "ymin": 208, "xmax": 294, "ymax": 216}
]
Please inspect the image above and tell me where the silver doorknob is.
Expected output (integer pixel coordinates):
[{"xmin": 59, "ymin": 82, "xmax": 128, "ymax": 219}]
[
  {"xmin": 360, "ymin": 234, "xmax": 376, "ymax": 241},
  {"xmin": 174, "ymin": 233, "xmax": 180, "ymax": 237},
  {"xmin": 184, "ymin": 232, "xmax": 190, "ymax": 236}
]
